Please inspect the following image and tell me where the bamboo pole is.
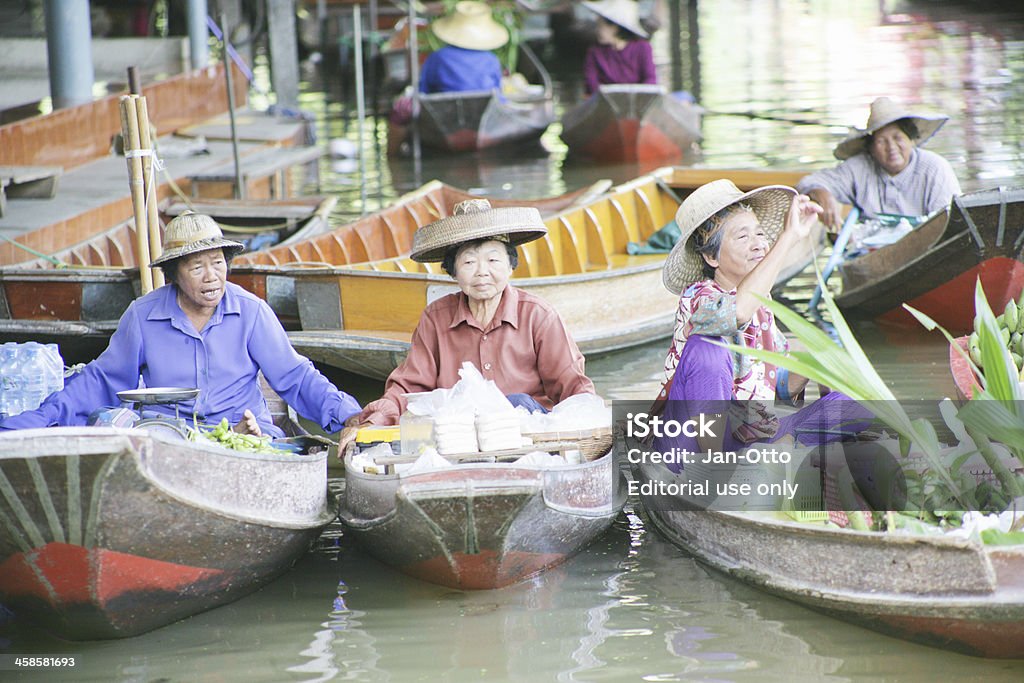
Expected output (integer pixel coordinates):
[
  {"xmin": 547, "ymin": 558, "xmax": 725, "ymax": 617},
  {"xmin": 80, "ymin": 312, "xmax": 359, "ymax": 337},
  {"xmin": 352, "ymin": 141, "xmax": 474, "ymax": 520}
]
[
  {"xmin": 120, "ymin": 94, "xmax": 154, "ymax": 294},
  {"xmin": 135, "ymin": 95, "xmax": 165, "ymax": 288}
]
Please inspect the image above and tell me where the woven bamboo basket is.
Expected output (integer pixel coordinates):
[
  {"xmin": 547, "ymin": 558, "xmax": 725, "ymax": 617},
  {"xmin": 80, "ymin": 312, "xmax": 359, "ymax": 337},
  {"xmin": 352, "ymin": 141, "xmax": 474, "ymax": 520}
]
[{"xmin": 523, "ymin": 426, "xmax": 614, "ymax": 461}]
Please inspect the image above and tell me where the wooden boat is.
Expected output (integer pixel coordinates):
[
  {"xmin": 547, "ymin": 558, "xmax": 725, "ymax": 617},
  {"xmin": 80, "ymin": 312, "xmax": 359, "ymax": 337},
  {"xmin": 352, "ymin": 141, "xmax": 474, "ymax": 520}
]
[
  {"xmin": 560, "ymin": 85, "xmax": 702, "ymax": 164},
  {"xmin": 228, "ymin": 179, "xmax": 612, "ymax": 327},
  {"xmin": 635, "ymin": 474, "xmax": 1024, "ymax": 657},
  {"xmin": 835, "ymin": 187, "xmax": 1024, "ymax": 333},
  {"xmin": 339, "ymin": 437, "xmax": 625, "ymax": 589},
  {"xmin": 412, "ymin": 44, "xmax": 555, "ymax": 153},
  {"xmin": 0, "ymin": 396, "xmax": 337, "ymax": 640},
  {"xmin": 287, "ymin": 167, "xmax": 822, "ymax": 379},
  {"xmin": 0, "ymin": 196, "xmax": 338, "ymax": 344}
]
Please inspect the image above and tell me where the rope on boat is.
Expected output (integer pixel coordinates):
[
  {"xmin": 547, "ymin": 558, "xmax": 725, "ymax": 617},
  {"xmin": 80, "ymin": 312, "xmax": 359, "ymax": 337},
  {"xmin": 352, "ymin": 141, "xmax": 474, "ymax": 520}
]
[{"xmin": 0, "ymin": 234, "xmax": 66, "ymax": 268}]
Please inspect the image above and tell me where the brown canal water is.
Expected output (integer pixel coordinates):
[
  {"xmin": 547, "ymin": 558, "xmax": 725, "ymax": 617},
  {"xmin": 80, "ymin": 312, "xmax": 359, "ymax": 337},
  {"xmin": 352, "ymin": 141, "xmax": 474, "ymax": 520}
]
[{"xmin": 5, "ymin": 1, "xmax": 1024, "ymax": 680}]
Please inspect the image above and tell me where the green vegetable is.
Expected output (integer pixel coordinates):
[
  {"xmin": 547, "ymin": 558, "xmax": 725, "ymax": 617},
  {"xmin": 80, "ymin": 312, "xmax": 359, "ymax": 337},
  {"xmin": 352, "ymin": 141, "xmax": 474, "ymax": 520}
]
[{"xmin": 191, "ymin": 419, "xmax": 294, "ymax": 454}]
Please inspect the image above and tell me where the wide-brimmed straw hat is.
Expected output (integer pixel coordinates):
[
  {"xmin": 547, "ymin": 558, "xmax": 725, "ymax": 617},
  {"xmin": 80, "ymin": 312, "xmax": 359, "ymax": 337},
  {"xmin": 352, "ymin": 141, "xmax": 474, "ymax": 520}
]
[
  {"xmin": 411, "ymin": 199, "xmax": 548, "ymax": 263},
  {"xmin": 583, "ymin": 0, "xmax": 649, "ymax": 39},
  {"xmin": 662, "ymin": 180, "xmax": 796, "ymax": 295},
  {"xmin": 431, "ymin": 1, "xmax": 509, "ymax": 51},
  {"xmin": 150, "ymin": 211, "xmax": 244, "ymax": 267},
  {"xmin": 833, "ymin": 97, "xmax": 949, "ymax": 160}
]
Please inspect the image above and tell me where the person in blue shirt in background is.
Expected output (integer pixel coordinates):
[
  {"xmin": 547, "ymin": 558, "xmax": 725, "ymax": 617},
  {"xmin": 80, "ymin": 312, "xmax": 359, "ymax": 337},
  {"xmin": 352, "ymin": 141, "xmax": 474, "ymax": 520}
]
[
  {"xmin": 388, "ymin": 1, "xmax": 509, "ymax": 153},
  {"xmin": 0, "ymin": 212, "xmax": 361, "ymax": 438},
  {"xmin": 419, "ymin": 1, "xmax": 507, "ymax": 94}
]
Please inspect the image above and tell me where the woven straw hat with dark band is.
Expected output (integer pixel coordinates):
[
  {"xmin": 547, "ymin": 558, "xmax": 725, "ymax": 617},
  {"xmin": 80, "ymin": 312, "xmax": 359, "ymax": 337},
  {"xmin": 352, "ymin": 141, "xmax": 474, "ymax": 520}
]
[
  {"xmin": 432, "ymin": 1, "xmax": 509, "ymax": 51},
  {"xmin": 150, "ymin": 211, "xmax": 245, "ymax": 267},
  {"xmin": 662, "ymin": 180, "xmax": 795, "ymax": 295},
  {"xmin": 833, "ymin": 97, "xmax": 949, "ymax": 160},
  {"xmin": 411, "ymin": 199, "xmax": 548, "ymax": 263}
]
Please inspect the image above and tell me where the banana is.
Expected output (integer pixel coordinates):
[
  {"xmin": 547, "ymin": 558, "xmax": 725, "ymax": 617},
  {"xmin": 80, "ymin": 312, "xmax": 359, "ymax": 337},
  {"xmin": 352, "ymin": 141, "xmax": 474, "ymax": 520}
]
[{"xmin": 1006, "ymin": 300, "xmax": 1019, "ymax": 332}]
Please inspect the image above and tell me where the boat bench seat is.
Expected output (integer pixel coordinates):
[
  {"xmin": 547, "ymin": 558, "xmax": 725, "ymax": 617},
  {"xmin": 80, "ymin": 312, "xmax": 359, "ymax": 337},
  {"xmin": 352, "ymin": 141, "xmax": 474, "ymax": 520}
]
[
  {"xmin": 0, "ymin": 165, "xmax": 64, "ymax": 217},
  {"xmin": 187, "ymin": 145, "xmax": 321, "ymax": 200},
  {"xmin": 604, "ymin": 253, "xmax": 669, "ymax": 269}
]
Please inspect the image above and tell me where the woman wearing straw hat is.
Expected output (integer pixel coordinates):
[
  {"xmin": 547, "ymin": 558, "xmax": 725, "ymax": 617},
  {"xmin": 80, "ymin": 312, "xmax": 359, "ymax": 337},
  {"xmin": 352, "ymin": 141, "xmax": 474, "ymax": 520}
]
[
  {"xmin": 797, "ymin": 97, "xmax": 962, "ymax": 230},
  {"xmin": 655, "ymin": 180, "xmax": 871, "ymax": 457},
  {"xmin": 581, "ymin": 0, "xmax": 656, "ymax": 95},
  {"xmin": 338, "ymin": 199, "xmax": 595, "ymax": 450},
  {"xmin": 419, "ymin": 1, "xmax": 509, "ymax": 95},
  {"xmin": 388, "ymin": 1, "xmax": 509, "ymax": 153},
  {"xmin": 0, "ymin": 212, "xmax": 361, "ymax": 438}
]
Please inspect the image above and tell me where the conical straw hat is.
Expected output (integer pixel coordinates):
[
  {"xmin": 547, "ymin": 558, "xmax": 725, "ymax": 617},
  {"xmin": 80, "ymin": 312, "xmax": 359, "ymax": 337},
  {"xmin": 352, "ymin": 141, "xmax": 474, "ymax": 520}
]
[
  {"xmin": 432, "ymin": 1, "xmax": 510, "ymax": 51},
  {"xmin": 411, "ymin": 199, "xmax": 548, "ymax": 263},
  {"xmin": 833, "ymin": 97, "xmax": 949, "ymax": 160},
  {"xmin": 662, "ymin": 180, "xmax": 795, "ymax": 295},
  {"xmin": 582, "ymin": 0, "xmax": 649, "ymax": 39},
  {"xmin": 150, "ymin": 211, "xmax": 244, "ymax": 267}
]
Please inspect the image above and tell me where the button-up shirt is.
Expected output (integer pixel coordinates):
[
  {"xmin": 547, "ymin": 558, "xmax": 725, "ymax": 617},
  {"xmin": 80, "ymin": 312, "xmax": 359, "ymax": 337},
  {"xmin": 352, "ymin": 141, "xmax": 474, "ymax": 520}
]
[
  {"xmin": 796, "ymin": 148, "xmax": 961, "ymax": 218},
  {"xmin": 419, "ymin": 45, "xmax": 503, "ymax": 95},
  {"xmin": 359, "ymin": 286, "xmax": 595, "ymax": 425},
  {"xmin": 0, "ymin": 283, "xmax": 360, "ymax": 437}
]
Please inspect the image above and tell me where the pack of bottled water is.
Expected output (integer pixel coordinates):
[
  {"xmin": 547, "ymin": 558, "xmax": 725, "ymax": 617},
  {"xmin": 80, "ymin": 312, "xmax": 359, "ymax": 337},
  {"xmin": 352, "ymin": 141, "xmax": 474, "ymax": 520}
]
[{"xmin": 0, "ymin": 342, "xmax": 65, "ymax": 418}]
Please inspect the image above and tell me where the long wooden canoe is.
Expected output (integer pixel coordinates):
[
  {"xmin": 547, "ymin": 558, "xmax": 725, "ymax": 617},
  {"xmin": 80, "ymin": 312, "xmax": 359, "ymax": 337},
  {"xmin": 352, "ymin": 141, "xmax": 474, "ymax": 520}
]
[
  {"xmin": 287, "ymin": 167, "xmax": 822, "ymax": 378},
  {"xmin": 413, "ymin": 44, "xmax": 555, "ymax": 153},
  {"xmin": 339, "ymin": 441, "xmax": 625, "ymax": 589},
  {"xmin": 0, "ymin": 400, "xmax": 336, "ymax": 639},
  {"xmin": 835, "ymin": 187, "xmax": 1024, "ymax": 333},
  {"xmin": 638, "ymin": 501, "xmax": 1024, "ymax": 657},
  {"xmin": 560, "ymin": 84, "xmax": 702, "ymax": 164},
  {"xmin": 229, "ymin": 179, "xmax": 612, "ymax": 327},
  {"xmin": 0, "ymin": 196, "xmax": 338, "ymax": 342}
]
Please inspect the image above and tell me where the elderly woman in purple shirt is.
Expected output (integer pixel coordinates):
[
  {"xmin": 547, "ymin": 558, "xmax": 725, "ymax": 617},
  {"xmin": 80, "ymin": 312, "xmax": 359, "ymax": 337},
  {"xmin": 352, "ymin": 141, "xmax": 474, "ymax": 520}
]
[
  {"xmin": 0, "ymin": 212, "xmax": 360, "ymax": 438},
  {"xmin": 796, "ymin": 97, "xmax": 962, "ymax": 229},
  {"xmin": 582, "ymin": 0, "xmax": 656, "ymax": 95}
]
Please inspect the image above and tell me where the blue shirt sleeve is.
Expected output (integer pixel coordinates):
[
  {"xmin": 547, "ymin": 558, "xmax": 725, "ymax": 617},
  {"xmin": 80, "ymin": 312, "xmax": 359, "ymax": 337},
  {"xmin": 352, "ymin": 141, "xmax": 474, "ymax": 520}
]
[{"xmin": 244, "ymin": 300, "xmax": 361, "ymax": 433}]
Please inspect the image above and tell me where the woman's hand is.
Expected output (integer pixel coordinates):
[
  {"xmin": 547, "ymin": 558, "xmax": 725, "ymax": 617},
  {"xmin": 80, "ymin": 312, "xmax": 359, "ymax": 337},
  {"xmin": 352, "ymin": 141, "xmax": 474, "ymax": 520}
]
[
  {"xmin": 233, "ymin": 409, "xmax": 262, "ymax": 437},
  {"xmin": 784, "ymin": 193, "xmax": 824, "ymax": 240},
  {"xmin": 806, "ymin": 188, "xmax": 842, "ymax": 231},
  {"xmin": 337, "ymin": 415, "xmax": 365, "ymax": 460}
]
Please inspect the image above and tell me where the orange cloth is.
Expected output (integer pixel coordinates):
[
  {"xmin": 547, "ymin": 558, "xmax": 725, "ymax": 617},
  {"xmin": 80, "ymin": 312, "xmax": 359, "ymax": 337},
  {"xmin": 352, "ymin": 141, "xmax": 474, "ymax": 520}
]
[{"xmin": 359, "ymin": 286, "xmax": 595, "ymax": 425}]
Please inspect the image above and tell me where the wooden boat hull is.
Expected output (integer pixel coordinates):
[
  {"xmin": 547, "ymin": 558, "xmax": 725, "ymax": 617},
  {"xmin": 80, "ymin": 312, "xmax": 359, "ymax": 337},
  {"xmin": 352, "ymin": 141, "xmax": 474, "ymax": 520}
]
[
  {"xmin": 417, "ymin": 91, "xmax": 554, "ymax": 153},
  {"xmin": 0, "ymin": 427, "xmax": 336, "ymax": 639},
  {"xmin": 0, "ymin": 196, "xmax": 336, "ymax": 336},
  {"xmin": 286, "ymin": 168, "xmax": 823, "ymax": 378},
  {"xmin": 229, "ymin": 180, "xmax": 607, "ymax": 328},
  {"xmin": 634, "ymin": 460, "xmax": 1024, "ymax": 658},
  {"xmin": 835, "ymin": 187, "xmax": 1024, "ymax": 333},
  {"xmin": 340, "ymin": 452, "xmax": 625, "ymax": 589},
  {"xmin": 413, "ymin": 43, "xmax": 554, "ymax": 154},
  {"xmin": 560, "ymin": 85, "xmax": 702, "ymax": 164}
]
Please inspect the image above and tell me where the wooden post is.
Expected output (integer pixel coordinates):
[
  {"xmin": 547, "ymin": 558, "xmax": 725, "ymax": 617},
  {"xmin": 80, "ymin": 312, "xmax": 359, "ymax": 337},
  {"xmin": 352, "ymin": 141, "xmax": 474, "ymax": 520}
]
[
  {"xmin": 136, "ymin": 95, "xmax": 165, "ymax": 289},
  {"xmin": 120, "ymin": 95, "xmax": 154, "ymax": 294}
]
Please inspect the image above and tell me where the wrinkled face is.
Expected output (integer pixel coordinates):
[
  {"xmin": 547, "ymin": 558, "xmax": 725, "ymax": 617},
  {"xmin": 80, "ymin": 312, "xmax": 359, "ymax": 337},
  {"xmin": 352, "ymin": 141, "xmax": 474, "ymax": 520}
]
[
  {"xmin": 453, "ymin": 240, "xmax": 512, "ymax": 303},
  {"xmin": 175, "ymin": 249, "xmax": 228, "ymax": 312},
  {"xmin": 702, "ymin": 209, "xmax": 768, "ymax": 289},
  {"xmin": 595, "ymin": 17, "xmax": 619, "ymax": 45},
  {"xmin": 869, "ymin": 122, "xmax": 916, "ymax": 175}
]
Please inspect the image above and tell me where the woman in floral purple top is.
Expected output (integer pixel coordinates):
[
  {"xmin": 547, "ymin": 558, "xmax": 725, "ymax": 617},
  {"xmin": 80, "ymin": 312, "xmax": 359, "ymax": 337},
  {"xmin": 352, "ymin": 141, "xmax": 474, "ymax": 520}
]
[{"xmin": 657, "ymin": 180, "xmax": 871, "ymax": 451}]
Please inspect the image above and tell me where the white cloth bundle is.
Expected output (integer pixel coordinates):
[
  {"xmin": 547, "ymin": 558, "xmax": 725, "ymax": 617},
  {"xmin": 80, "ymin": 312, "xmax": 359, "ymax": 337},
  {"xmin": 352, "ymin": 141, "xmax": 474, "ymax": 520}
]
[
  {"xmin": 433, "ymin": 412, "xmax": 477, "ymax": 454},
  {"xmin": 476, "ymin": 411, "xmax": 522, "ymax": 452}
]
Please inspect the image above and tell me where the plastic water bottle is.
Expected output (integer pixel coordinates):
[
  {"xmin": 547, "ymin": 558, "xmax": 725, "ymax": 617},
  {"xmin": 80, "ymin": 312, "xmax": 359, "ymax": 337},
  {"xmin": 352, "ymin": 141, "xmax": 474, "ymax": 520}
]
[
  {"xmin": 44, "ymin": 343, "xmax": 64, "ymax": 396},
  {"xmin": 0, "ymin": 344, "xmax": 23, "ymax": 417},
  {"xmin": 20, "ymin": 343, "xmax": 51, "ymax": 413}
]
